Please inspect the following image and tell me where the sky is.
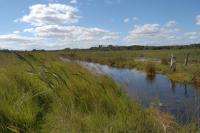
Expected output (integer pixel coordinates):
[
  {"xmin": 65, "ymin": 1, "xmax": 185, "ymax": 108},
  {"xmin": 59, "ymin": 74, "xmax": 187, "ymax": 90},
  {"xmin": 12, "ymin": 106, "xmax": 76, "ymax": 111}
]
[{"xmin": 0, "ymin": 0, "xmax": 200, "ymax": 50}]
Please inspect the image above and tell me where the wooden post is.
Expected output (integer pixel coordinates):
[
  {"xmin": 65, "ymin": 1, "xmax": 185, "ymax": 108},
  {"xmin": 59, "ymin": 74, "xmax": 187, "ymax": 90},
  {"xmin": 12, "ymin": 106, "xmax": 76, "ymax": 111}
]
[
  {"xmin": 170, "ymin": 54, "xmax": 176, "ymax": 72},
  {"xmin": 184, "ymin": 53, "xmax": 189, "ymax": 66}
]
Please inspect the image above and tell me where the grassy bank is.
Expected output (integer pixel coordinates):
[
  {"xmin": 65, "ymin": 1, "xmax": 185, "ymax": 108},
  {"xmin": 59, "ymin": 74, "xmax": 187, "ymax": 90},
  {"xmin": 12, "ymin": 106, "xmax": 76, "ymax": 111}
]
[
  {"xmin": 0, "ymin": 52, "xmax": 162, "ymax": 132},
  {"xmin": 61, "ymin": 49, "xmax": 200, "ymax": 86},
  {"xmin": 0, "ymin": 52, "xmax": 199, "ymax": 132}
]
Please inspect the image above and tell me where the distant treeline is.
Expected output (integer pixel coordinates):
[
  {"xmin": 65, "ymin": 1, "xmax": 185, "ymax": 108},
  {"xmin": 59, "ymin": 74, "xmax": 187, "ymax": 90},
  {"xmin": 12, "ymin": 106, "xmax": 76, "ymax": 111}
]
[
  {"xmin": 89, "ymin": 43, "xmax": 200, "ymax": 51},
  {"xmin": 0, "ymin": 43, "xmax": 200, "ymax": 52}
]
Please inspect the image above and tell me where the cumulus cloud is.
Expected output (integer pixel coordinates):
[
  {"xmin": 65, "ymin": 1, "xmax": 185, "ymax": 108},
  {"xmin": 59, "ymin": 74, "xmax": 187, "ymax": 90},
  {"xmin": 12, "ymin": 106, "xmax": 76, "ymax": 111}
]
[
  {"xmin": 123, "ymin": 18, "xmax": 130, "ymax": 23},
  {"xmin": 0, "ymin": 34, "xmax": 45, "ymax": 50},
  {"xmin": 20, "ymin": 3, "xmax": 80, "ymax": 26},
  {"xmin": 125, "ymin": 24, "xmax": 179, "ymax": 45},
  {"xmin": 70, "ymin": 0, "xmax": 78, "ymax": 4},
  {"xmin": 0, "ymin": 34, "xmax": 34, "ymax": 43},
  {"xmin": 2, "ymin": 2, "xmax": 199, "ymax": 50},
  {"xmin": 166, "ymin": 20, "xmax": 176, "ymax": 27},
  {"xmin": 24, "ymin": 25, "xmax": 119, "ymax": 42},
  {"xmin": 1, "ymin": 3, "xmax": 121, "ymax": 50},
  {"xmin": 196, "ymin": 15, "xmax": 200, "ymax": 25},
  {"xmin": 124, "ymin": 17, "xmax": 138, "ymax": 23},
  {"xmin": 184, "ymin": 32, "xmax": 200, "ymax": 39},
  {"xmin": 0, "ymin": 33, "xmax": 81, "ymax": 50},
  {"xmin": 13, "ymin": 31, "xmax": 20, "ymax": 34},
  {"xmin": 127, "ymin": 24, "xmax": 169, "ymax": 37},
  {"xmin": 132, "ymin": 17, "xmax": 139, "ymax": 21},
  {"xmin": 104, "ymin": 0, "xmax": 121, "ymax": 4}
]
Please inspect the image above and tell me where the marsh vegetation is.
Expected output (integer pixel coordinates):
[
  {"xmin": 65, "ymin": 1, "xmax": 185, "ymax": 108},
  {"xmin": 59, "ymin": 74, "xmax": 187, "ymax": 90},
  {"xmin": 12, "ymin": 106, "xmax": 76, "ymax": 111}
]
[
  {"xmin": 0, "ymin": 50, "xmax": 199, "ymax": 133},
  {"xmin": 63, "ymin": 48, "xmax": 200, "ymax": 87}
]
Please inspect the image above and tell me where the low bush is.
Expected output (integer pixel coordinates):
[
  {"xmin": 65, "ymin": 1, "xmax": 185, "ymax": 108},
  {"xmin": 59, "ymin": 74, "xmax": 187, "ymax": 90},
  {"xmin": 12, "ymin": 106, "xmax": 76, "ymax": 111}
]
[
  {"xmin": 145, "ymin": 63, "xmax": 156, "ymax": 76},
  {"xmin": 192, "ymin": 68, "xmax": 200, "ymax": 87},
  {"xmin": 161, "ymin": 58, "xmax": 169, "ymax": 65}
]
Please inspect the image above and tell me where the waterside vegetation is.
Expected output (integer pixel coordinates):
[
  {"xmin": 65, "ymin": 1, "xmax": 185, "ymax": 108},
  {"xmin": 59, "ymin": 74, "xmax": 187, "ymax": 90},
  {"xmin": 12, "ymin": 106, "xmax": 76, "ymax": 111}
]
[
  {"xmin": 62, "ymin": 48, "xmax": 200, "ymax": 87},
  {"xmin": 0, "ymin": 51, "xmax": 199, "ymax": 132}
]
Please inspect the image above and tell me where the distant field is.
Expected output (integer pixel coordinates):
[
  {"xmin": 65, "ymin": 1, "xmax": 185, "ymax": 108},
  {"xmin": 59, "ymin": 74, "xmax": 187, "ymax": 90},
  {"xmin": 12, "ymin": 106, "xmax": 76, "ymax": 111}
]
[
  {"xmin": 63, "ymin": 48, "xmax": 200, "ymax": 63},
  {"xmin": 62, "ymin": 48, "xmax": 200, "ymax": 86}
]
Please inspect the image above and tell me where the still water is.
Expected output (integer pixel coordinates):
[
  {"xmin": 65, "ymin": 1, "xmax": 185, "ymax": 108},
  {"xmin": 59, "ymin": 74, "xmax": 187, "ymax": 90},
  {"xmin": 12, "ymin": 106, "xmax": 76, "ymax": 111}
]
[{"xmin": 78, "ymin": 60, "xmax": 200, "ymax": 124}]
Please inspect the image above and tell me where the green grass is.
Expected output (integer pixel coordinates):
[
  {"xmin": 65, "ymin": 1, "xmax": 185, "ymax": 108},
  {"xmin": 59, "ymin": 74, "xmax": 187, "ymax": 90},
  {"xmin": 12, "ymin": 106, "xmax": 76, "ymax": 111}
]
[
  {"xmin": 62, "ymin": 49, "xmax": 200, "ymax": 86},
  {"xmin": 0, "ymin": 52, "xmax": 160, "ymax": 132},
  {"xmin": 0, "ymin": 52, "xmax": 199, "ymax": 133}
]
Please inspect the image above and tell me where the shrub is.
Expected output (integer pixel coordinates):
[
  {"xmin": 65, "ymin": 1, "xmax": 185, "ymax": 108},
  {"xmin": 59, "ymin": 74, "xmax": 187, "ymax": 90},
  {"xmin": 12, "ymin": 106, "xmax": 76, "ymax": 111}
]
[
  {"xmin": 161, "ymin": 58, "xmax": 169, "ymax": 65},
  {"xmin": 192, "ymin": 68, "xmax": 200, "ymax": 87},
  {"xmin": 145, "ymin": 63, "xmax": 156, "ymax": 76}
]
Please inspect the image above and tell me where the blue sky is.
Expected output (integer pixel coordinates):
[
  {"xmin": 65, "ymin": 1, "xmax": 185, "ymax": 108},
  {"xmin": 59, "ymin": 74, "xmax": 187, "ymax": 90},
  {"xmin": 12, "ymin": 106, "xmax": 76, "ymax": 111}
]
[{"xmin": 0, "ymin": 0, "xmax": 200, "ymax": 50}]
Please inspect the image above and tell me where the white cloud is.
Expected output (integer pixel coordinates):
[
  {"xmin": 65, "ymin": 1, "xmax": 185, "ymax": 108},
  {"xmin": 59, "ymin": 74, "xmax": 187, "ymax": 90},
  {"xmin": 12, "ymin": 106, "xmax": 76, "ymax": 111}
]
[
  {"xmin": 196, "ymin": 15, "xmax": 200, "ymax": 25},
  {"xmin": 0, "ymin": 34, "xmax": 44, "ymax": 50},
  {"xmin": 128, "ymin": 24, "xmax": 167, "ymax": 37},
  {"xmin": 70, "ymin": 0, "xmax": 78, "ymax": 4},
  {"xmin": 124, "ymin": 17, "xmax": 138, "ymax": 23},
  {"xmin": 3, "ymin": 3, "xmax": 120, "ymax": 50},
  {"xmin": 0, "ymin": 33, "xmax": 86, "ymax": 50},
  {"xmin": 125, "ymin": 24, "xmax": 180, "ymax": 45},
  {"xmin": 23, "ymin": 28, "xmax": 34, "ymax": 33},
  {"xmin": 104, "ymin": 0, "xmax": 121, "ymax": 4},
  {"xmin": 13, "ymin": 19, "xmax": 19, "ymax": 23},
  {"xmin": 24, "ymin": 25, "xmax": 119, "ymax": 42},
  {"xmin": 0, "ymin": 34, "xmax": 33, "ymax": 43},
  {"xmin": 20, "ymin": 3, "xmax": 80, "ymax": 26},
  {"xmin": 13, "ymin": 31, "xmax": 20, "ymax": 34},
  {"xmin": 47, "ymin": 0, "xmax": 59, "ymax": 2},
  {"xmin": 2, "ymin": 3, "xmax": 199, "ymax": 50},
  {"xmin": 184, "ymin": 32, "xmax": 200, "ymax": 39},
  {"xmin": 1, "ymin": 24, "xmax": 119, "ymax": 50},
  {"xmin": 132, "ymin": 17, "xmax": 139, "ymax": 21},
  {"xmin": 123, "ymin": 18, "xmax": 130, "ymax": 23},
  {"xmin": 166, "ymin": 20, "xmax": 176, "ymax": 27}
]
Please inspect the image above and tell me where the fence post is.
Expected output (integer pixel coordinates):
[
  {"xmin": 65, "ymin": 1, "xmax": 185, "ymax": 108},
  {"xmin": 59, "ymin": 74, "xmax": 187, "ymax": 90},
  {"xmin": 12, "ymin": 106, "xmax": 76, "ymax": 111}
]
[
  {"xmin": 184, "ymin": 53, "xmax": 190, "ymax": 66},
  {"xmin": 170, "ymin": 54, "xmax": 176, "ymax": 72}
]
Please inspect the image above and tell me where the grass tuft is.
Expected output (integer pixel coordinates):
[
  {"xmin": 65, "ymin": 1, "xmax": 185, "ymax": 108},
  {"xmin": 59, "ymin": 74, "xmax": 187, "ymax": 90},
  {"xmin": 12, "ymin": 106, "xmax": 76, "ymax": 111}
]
[{"xmin": 145, "ymin": 63, "xmax": 156, "ymax": 76}]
